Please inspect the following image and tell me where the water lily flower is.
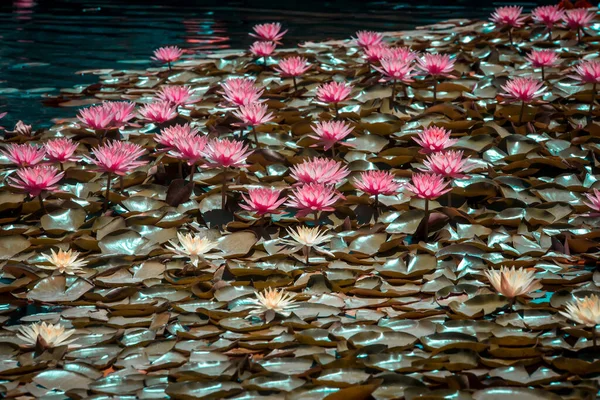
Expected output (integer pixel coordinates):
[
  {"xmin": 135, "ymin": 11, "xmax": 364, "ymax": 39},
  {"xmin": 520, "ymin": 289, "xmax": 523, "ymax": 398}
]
[
  {"xmin": 44, "ymin": 138, "xmax": 79, "ymax": 165},
  {"xmin": 1, "ymin": 143, "xmax": 45, "ymax": 167},
  {"xmin": 413, "ymin": 126, "xmax": 458, "ymax": 153},
  {"xmin": 156, "ymin": 123, "xmax": 197, "ymax": 150},
  {"xmin": 374, "ymin": 58, "xmax": 414, "ymax": 103},
  {"xmin": 404, "ymin": 172, "xmax": 451, "ymax": 201},
  {"xmin": 77, "ymin": 104, "xmax": 113, "ymax": 131},
  {"xmin": 104, "ymin": 101, "xmax": 136, "ymax": 128},
  {"xmin": 316, "ymin": 81, "xmax": 353, "ymax": 117},
  {"xmin": 13, "ymin": 120, "xmax": 32, "ymax": 136},
  {"xmin": 353, "ymin": 170, "xmax": 402, "ymax": 221},
  {"xmin": 573, "ymin": 59, "xmax": 600, "ymax": 114},
  {"xmin": 222, "ymin": 79, "xmax": 264, "ymax": 106},
  {"xmin": 139, "ymin": 101, "xmax": 178, "ymax": 124},
  {"xmin": 152, "ymin": 45, "xmax": 183, "ymax": 70},
  {"xmin": 37, "ymin": 248, "xmax": 88, "ymax": 275},
  {"xmin": 417, "ymin": 53, "xmax": 455, "ymax": 102},
  {"xmin": 561, "ymin": 294, "xmax": 600, "ymax": 328},
  {"xmin": 8, "ymin": 165, "xmax": 63, "ymax": 201},
  {"xmin": 583, "ymin": 188, "xmax": 600, "ymax": 212},
  {"xmin": 421, "ymin": 150, "xmax": 471, "ymax": 179},
  {"xmin": 354, "ymin": 30, "xmax": 383, "ymax": 48},
  {"xmin": 241, "ymin": 187, "xmax": 286, "ymax": 216},
  {"xmin": 250, "ymin": 41, "xmax": 276, "ymax": 65},
  {"xmin": 490, "ymin": 6, "xmax": 526, "ymax": 45},
  {"xmin": 290, "ymin": 157, "xmax": 349, "ymax": 185},
  {"xmin": 233, "ymin": 102, "xmax": 274, "ymax": 147},
  {"xmin": 526, "ymin": 50, "xmax": 560, "ymax": 80},
  {"xmin": 363, "ymin": 44, "xmax": 391, "ymax": 64},
  {"xmin": 250, "ymin": 22, "xmax": 287, "ymax": 43},
  {"xmin": 309, "ymin": 120, "xmax": 354, "ymax": 155},
  {"xmin": 17, "ymin": 322, "xmax": 76, "ymax": 349},
  {"xmin": 157, "ymin": 85, "xmax": 195, "ymax": 106},
  {"xmin": 286, "ymin": 182, "xmax": 343, "ymax": 219},
  {"xmin": 247, "ymin": 288, "xmax": 297, "ymax": 319},
  {"xmin": 484, "ymin": 266, "xmax": 542, "ymax": 300},
  {"xmin": 563, "ymin": 8, "xmax": 595, "ymax": 43},
  {"xmin": 166, "ymin": 231, "xmax": 219, "ymax": 267},
  {"xmin": 501, "ymin": 77, "xmax": 546, "ymax": 123},
  {"xmin": 274, "ymin": 56, "xmax": 311, "ymax": 92},
  {"xmin": 284, "ymin": 225, "xmax": 334, "ymax": 264},
  {"xmin": 532, "ymin": 5, "xmax": 564, "ymax": 37}
]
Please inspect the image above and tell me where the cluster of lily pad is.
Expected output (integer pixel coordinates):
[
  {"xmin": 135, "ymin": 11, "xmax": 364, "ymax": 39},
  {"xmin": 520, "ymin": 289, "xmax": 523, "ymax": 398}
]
[{"xmin": 1, "ymin": 2, "xmax": 600, "ymax": 398}]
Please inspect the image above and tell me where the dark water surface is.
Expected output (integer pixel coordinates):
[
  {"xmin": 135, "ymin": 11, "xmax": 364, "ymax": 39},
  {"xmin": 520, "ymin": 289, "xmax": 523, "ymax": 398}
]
[{"xmin": 0, "ymin": 0, "xmax": 555, "ymax": 127}]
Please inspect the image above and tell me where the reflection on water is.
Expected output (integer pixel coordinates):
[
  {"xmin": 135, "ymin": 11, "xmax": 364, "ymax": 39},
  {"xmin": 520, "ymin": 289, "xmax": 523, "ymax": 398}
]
[{"xmin": 0, "ymin": 0, "xmax": 551, "ymax": 127}]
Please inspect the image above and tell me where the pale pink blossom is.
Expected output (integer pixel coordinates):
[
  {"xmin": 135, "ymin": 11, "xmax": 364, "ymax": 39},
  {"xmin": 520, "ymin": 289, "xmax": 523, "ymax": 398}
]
[
  {"xmin": 221, "ymin": 78, "xmax": 263, "ymax": 106},
  {"xmin": 289, "ymin": 158, "xmax": 349, "ymax": 185},
  {"xmin": 490, "ymin": 6, "xmax": 526, "ymax": 28},
  {"xmin": 157, "ymin": 85, "xmax": 194, "ymax": 106},
  {"xmin": 77, "ymin": 104, "xmax": 113, "ymax": 130},
  {"xmin": 45, "ymin": 138, "xmax": 79, "ymax": 163},
  {"xmin": 89, "ymin": 140, "xmax": 147, "ymax": 176},
  {"xmin": 387, "ymin": 46, "xmax": 418, "ymax": 63},
  {"xmin": 104, "ymin": 101, "xmax": 136, "ymax": 127},
  {"xmin": 363, "ymin": 44, "xmax": 391, "ymax": 64},
  {"xmin": 286, "ymin": 182, "xmax": 343, "ymax": 217},
  {"xmin": 573, "ymin": 60, "xmax": 600, "ymax": 84},
  {"xmin": 309, "ymin": 120, "xmax": 354, "ymax": 151},
  {"xmin": 404, "ymin": 172, "xmax": 451, "ymax": 200},
  {"xmin": 1, "ymin": 143, "xmax": 45, "ymax": 167},
  {"xmin": 169, "ymin": 134, "xmax": 209, "ymax": 166},
  {"xmin": 155, "ymin": 123, "xmax": 197, "ymax": 149},
  {"xmin": 316, "ymin": 81, "xmax": 353, "ymax": 104},
  {"xmin": 417, "ymin": 53, "xmax": 455, "ymax": 78},
  {"xmin": 584, "ymin": 189, "xmax": 600, "ymax": 212},
  {"xmin": 203, "ymin": 138, "xmax": 253, "ymax": 168},
  {"xmin": 374, "ymin": 58, "xmax": 414, "ymax": 82},
  {"xmin": 353, "ymin": 170, "xmax": 401, "ymax": 196},
  {"xmin": 233, "ymin": 102, "xmax": 274, "ymax": 126},
  {"xmin": 501, "ymin": 77, "xmax": 546, "ymax": 103},
  {"xmin": 485, "ymin": 266, "xmax": 542, "ymax": 299},
  {"xmin": 526, "ymin": 50, "xmax": 559, "ymax": 68},
  {"xmin": 9, "ymin": 165, "xmax": 63, "ymax": 197},
  {"xmin": 13, "ymin": 121, "xmax": 32, "ymax": 136},
  {"xmin": 240, "ymin": 188, "xmax": 286, "ymax": 215},
  {"xmin": 354, "ymin": 30, "xmax": 383, "ymax": 48},
  {"xmin": 152, "ymin": 46, "xmax": 183, "ymax": 65},
  {"xmin": 413, "ymin": 126, "xmax": 458, "ymax": 154},
  {"xmin": 250, "ymin": 41, "xmax": 276, "ymax": 58},
  {"xmin": 274, "ymin": 56, "xmax": 311, "ymax": 77},
  {"xmin": 563, "ymin": 8, "xmax": 595, "ymax": 33},
  {"xmin": 139, "ymin": 101, "xmax": 178, "ymax": 123},
  {"xmin": 532, "ymin": 5, "xmax": 564, "ymax": 29},
  {"xmin": 421, "ymin": 150, "xmax": 470, "ymax": 179},
  {"xmin": 250, "ymin": 23, "xmax": 287, "ymax": 42}
]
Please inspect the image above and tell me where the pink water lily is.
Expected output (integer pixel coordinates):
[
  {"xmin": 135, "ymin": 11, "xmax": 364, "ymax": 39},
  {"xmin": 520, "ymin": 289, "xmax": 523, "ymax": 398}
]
[
  {"xmin": 421, "ymin": 150, "xmax": 470, "ymax": 179},
  {"xmin": 77, "ymin": 104, "xmax": 113, "ymax": 131},
  {"xmin": 490, "ymin": 6, "xmax": 526, "ymax": 28},
  {"xmin": 290, "ymin": 157, "xmax": 349, "ymax": 185},
  {"xmin": 157, "ymin": 85, "xmax": 195, "ymax": 106},
  {"xmin": 9, "ymin": 164, "xmax": 63, "ymax": 198},
  {"xmin": 233, "ymin": 102, "xmax": 274, "ymax": 147},
  {"xmin": 104, "ymin": 101, "xmax": 136, "ymax": 128},
  {"xmin": 203, "ymin": 138, "xmax": 253, "ymax": 168},
  {"xmin": 417, "ymin": 53, "xmax": 455, "ymax": 103},
  {"xmin": 526, "ymin": 50, "xmax": 559, "ymax": 80},
  {"xmin": 532, "ymin": 5, "xmax": 564, "ymax": 36},
  {"xmin": 275, "ymin": 56, "xmax": 311, "ymax": 92},
  {"xmin": 155, "ymin": 123, "xmax": 197, "ymax": 149},
  {"xmin": 573, "ymin": 59, "xmax": 600, "ymax": 115},
  {"xmin": 45, "ymin": 138, "xmax": 79, "ymax": 164},
  {"xmin": 363, "ymin": 44, "xmax": 391, "ymax": 64},
  {"xmin": 584, "ymin": 189, "xmax": 600, "ymax": 212},
  {"xmin": 286, "ymin": 182, "xmax": 343, "ymax": 219},
  {"xmin": 241, "ymin": 187, "xmax": 286, "ymax": 215},
  {"xmin": 414, "ymin": 126, "xmax": 458, "ymax": 154},
  {"xmin": 563, "ymin": 8, "xmax": 595, "ymax": 43},
  {"xmin": 221, "ymin": 78, "xmax": 263, "ymax": 106},
  {"xmin": 250, "ymin": 23, "xmax": 287, "ymax": 43},
  {"xmin": 316, "ymin": 81, "xmax": 353, "ymax": 117},
  {"xmin": 1, "ymin": 143, "xmax": 45, "ymax": 167},
  {"xmin": 152, "ymin": 46, "xmax": 183, "ymax": 69},
  {"xmin": 501, "ymin": 77, "xmax": 546, "ymax": 123},
  {"xmin": 354, "ymin": 30, "xmax": 383, "ymax": 48},
  {"xmin": 169, "ymin": 134, "xmax": 209, "ymax": 166},
  {"xmin": 89, "ymin": 140, "xmax": 147, "ymax": 176},
  {"xmin": 405, "ymin": 172, "xmax": 451, "ymax": 201},
  {"xmin": 139, "ymin": 101, "xmax": 178, "ymax": 124},
  {"xmin": 250, "ymin": 41, "xmax": 276, "ymax": 64},
  {"xmin": 353, "ymin": 170, "xmax": 401, "ymax": 197},
  {"xmin": 309, "ymin": 120, "xmax": 355, "ymax": 154}
]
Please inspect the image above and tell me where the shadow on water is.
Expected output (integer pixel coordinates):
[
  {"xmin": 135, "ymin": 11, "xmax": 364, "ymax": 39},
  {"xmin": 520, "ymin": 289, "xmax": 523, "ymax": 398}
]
[{"xmin": 0, "ymin": 0, "xmax": 555, "ymax": 127}]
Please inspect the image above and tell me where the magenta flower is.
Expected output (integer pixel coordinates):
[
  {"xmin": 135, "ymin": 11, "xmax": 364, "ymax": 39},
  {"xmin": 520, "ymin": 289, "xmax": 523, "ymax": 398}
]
[
  {"xmin": 501, "ymin": 77, "xmax": 546, "ymax": 102},
  {"xmin": 221, "ymin": 79, "xmax": 263, "ymax": 107},
  {"xmin": 286, "ymin": 182, "xmax": 343, "ymax": 218},
  {"xmin": 354, "ymin": 30, "xmax": 383, "ymax": 48},
  {"xmin": 156, "ymin": 123, "xmax": 197, "ymax": 149},
  {"xmin": 309, "ymin": 120, "xmax": 354, "ymax": 153},
  {"xmin": 45, "ymin": 138, "xmax": 79, "ymax": 164},
  {"xmin": 157, "ymin": 85, "xmax": 194, "ymax": 106},
  {"xmin": 363, "ymin": 44, "xmax": 391, "ymax": 64},
  {"xmin": 8, "ymin": 165, "xmax": 63, "ymax": 198},
  {"xmin": 563, "ymin": 8, "xmax": 595, "ymax": 43},
  {"xmin": 89, "ymin": 140, "xmax": 147, "ymax": 176},
  {"xmin": 526, "ymin": 50, "xmax": 559, "ymax": 80},
  {"xmin": 1, "ymin": 143, "xmax": 45, "ymax": 167},
  {"xmin": 532, "ymin": 5, "xmax": 564, "ymax": 32},
  {"xmin": 241, "ymin": 187, "xmax": 286, "ymax": 215},
  {"xmin": 353, "ymin": 170, "xmax": 401, "ymax": 196},
  {"xmin": 290, "ymin": 158, "xmax": 350, "ymax": 185},
  {"xmin": 169, "ymin": 134, "xmax": 209, "ymax": 166},
  {"xmin": 233, "ymin": 102, "xmax": 274, "ymax": 126},
  {"xmin": 250, "ymin": 23, "xmax": 287, "ymax": 43},
  {"xmin": 584, "ymin": 189, "xmax": 600, "ymax": 212},
  {"xmin": 139, "ymin": 101, "xmax": 178, "ymax": 124},
  {"xmin": 316, "ymin": 81, "xmax": 353, "ymax": 117},
  {"xmin": 203, "ymin": 138, "xmax": 253, "ymax": 168},
  {"xmin": 573, "ymin": 60, "xmax": 600, "ymax": 114},
  {"xmin": 104, "ymin": 101, "xmax": 136, "ymax": 128},
  {"xmin": 490, "ymin": 6, "xmax": 526, "ymax": 28},
  {"xmin": 250, "ymin": 41, "xmax": 276, "ymax": 60},
  {"xmin": 77, "ymin": 104, "xmax": 113, "ymax": 130},
  {"xmin": 417, "ymin": 53, "xmax": 455, "ymax": 78},
  {"xmin": 421, "ymin": 150, "xmax": 470, "ymax": 179},
  {"xmin": 404, "ymin": 172, "xmax": 451, "ymax": 201},
  {"xmin": 152, "ymin": 46, "xmax": 183, "ymax": 69},
  {"xmin": 413, "ymin": 126, "xmax": 458, "ymax": 154},
  {"xmin": 375, "ymin": 58, "xmax": 414, "ymax": 82},
  {"xmin": 275, "ymin": 56, "xmax": 310, "ymax": 77}
]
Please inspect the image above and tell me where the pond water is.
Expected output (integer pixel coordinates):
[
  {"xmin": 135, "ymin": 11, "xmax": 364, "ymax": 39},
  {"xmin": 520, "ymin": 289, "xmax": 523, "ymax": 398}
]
[{"xmin": 0, "ymin": 0, "xmax": 554, "ymax": 128}]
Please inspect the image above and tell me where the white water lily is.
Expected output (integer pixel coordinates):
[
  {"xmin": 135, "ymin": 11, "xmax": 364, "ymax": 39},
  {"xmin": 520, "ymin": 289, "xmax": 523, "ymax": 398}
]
[
  {"xmin": 37, "ymin": 248, "xmax": 88, "ymax": 275},
  {"xmin": 283, "ymin": 226, "xmax": 334, "ymax": 264},
  {"xmin": 17, "ymin": 322, "xmax": 76, "ymax": 349},
  {"xmin": 247, "ymin": 287, "xmax": 298, "ymax": 318},
  {"xmin": 166, "ymin": 231, "xmax": 219, "ymax": 267},
  {"xmin": 484, "ymin": 266, "xmax": 541, "ymax": 299},
  {"xmin": 561, "ymin": 294, "xmax": 600, "ymax": 327}
]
